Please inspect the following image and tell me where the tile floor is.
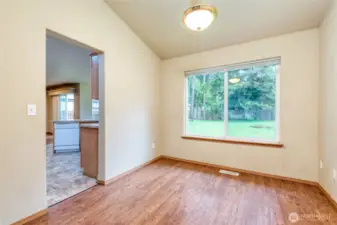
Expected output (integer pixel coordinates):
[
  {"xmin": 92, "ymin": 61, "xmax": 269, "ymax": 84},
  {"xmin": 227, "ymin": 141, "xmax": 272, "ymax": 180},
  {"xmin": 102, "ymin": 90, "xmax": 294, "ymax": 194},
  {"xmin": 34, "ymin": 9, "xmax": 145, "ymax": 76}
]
[{"xmin": 46, "ymin": 144, "xmax": 97, "ymax": 206}]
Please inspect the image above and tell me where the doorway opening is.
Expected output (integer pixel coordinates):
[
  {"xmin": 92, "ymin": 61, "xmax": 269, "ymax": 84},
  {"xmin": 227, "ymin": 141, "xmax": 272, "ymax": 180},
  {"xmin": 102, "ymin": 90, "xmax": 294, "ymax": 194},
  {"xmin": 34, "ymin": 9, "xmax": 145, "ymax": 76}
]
[{"xmin": 45, "ymin": 30, "xmax": 105, "ymax": 206}]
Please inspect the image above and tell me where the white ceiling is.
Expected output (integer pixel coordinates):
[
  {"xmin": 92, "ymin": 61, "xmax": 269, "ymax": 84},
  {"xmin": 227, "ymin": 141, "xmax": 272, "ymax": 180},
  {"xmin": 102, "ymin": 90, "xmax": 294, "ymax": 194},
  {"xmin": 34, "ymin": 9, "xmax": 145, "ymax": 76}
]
[
  {"xmin": 46, "ymin": 36, "xmax": 91, "ymax": 86},
  {"xmin": 106, "ymin": 0, "xmax": 331, "ymax": 59}
]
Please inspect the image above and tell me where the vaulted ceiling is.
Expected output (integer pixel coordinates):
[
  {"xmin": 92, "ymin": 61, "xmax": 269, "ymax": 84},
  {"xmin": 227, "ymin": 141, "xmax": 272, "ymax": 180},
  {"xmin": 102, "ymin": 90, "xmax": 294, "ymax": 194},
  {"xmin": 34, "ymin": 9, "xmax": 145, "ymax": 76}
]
[
  {"xmin": 46, "ymin": 36, "xmax": 91, "ymax": 86},
  {"xmin": 106, "ymin": 0, "xmax": 331, "ymax": 59}
]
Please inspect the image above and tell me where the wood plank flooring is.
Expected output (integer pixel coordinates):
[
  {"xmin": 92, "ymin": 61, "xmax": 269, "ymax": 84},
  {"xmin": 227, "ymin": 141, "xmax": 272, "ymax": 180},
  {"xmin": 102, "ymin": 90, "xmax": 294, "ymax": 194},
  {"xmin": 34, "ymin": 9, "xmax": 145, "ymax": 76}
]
[{"xmin": 26, "ymin": 159, "xmax": 337, "ymax": 225}]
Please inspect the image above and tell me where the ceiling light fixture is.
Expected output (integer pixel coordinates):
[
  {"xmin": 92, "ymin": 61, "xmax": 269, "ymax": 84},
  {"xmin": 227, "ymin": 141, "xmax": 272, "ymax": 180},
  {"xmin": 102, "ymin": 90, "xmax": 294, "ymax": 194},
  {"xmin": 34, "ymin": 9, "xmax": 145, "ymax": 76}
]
[{"xmin": 183, "ymin": 1, "xmax": 217, "ymax": 32}]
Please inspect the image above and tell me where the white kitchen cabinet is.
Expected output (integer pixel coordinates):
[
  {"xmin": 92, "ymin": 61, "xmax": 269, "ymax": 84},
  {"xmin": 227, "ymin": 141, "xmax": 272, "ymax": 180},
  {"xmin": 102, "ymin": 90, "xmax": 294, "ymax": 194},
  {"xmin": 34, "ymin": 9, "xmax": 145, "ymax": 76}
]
[{"xmin": 53, "ymin": 122, "xmax": 80, "ymax": 153}]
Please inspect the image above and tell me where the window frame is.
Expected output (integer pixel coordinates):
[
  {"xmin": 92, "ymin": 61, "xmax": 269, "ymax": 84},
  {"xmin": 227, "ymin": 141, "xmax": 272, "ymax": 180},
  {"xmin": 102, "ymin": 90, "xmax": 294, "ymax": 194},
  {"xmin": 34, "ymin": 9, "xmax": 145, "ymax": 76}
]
[{"xmin": 183, "ymin": 57, "xmax": 281, "ymax": 146}]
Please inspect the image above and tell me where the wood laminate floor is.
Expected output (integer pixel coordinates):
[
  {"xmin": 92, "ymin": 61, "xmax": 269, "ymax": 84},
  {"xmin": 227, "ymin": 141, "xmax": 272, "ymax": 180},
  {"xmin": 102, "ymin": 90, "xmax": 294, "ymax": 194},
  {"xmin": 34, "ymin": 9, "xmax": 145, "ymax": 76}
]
[{"xmin": 27, "ymin": 159, "xmax": 337, "ymax": 225}]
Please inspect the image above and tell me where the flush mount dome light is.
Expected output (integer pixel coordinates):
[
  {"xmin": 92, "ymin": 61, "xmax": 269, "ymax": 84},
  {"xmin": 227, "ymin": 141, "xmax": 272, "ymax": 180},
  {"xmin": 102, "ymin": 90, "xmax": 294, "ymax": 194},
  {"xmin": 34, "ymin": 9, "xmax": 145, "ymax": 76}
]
[{"xmin": 183, "ymin": 4, "xmax": 217, "ymax": 31}]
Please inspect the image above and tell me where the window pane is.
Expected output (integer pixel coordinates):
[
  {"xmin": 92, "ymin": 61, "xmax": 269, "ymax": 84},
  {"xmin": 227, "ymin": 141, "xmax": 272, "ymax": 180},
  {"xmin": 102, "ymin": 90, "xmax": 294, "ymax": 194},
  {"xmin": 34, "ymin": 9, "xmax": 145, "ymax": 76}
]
[
  {"xmin": 66, "ymin": 93, "xmax": 74, "ymax": 120},
  {"xmin": 58, "ymin": 93, "xmax": 74, "ymax": 120},
  {"xmin": 227, "ymin": 64, "xmax": 278, "ymax": 141},
  {"xmin": 186, "ymin": 72, "xmax": 225, "ymax": 137},
  {"xmin": 59, "ymin": 95, "xmax": 67, "ymax": 120},
  {"xmin": 92, "ymin": 99, "xmax": 100, "ymax": 116}
]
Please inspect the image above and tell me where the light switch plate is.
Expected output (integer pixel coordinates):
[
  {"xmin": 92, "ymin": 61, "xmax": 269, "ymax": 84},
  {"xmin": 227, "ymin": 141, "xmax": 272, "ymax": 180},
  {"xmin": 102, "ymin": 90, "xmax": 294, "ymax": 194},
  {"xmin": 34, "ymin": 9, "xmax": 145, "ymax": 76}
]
[
  {"xmin": 27, "ymin": 104, "xmax": 37, "ymax": 116},
  {"xmin": 333, "ymin": 169, "xmax": 337, "ymax": 183},
  {"xmin": 320, "ymin": 160, "xmax": 323, "ymax": 169},
  {"xmin": 152, "ymin": 142, "xmax": 156, "ymax": 149}
]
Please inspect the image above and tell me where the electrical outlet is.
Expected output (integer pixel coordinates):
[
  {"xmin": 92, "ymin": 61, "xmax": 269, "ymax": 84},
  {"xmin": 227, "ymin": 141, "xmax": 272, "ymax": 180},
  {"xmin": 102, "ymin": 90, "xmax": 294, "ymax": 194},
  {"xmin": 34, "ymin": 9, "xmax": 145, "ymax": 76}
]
[
  {"xmin": 333, "ymin": 169, "xmax": 337, "ymax": 184},
  {"xmin": 152, "ymin": 142, "xmax": 156, "ymax": 149},
  {"xmin": 320, "ymin": 160, "xmax": 323, "ymax": 169}
]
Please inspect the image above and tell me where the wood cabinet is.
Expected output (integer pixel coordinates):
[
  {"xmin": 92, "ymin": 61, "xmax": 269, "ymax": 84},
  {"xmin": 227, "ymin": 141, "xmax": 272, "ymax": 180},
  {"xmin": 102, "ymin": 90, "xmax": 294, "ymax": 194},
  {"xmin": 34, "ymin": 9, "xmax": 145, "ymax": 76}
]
[
  {"xmin": 90, "ymin": 55, "xmax": 99, "ymax": 100},
  {"xmin": 80, "ymin": 125, "xmax": 98, "ymax": 178}
]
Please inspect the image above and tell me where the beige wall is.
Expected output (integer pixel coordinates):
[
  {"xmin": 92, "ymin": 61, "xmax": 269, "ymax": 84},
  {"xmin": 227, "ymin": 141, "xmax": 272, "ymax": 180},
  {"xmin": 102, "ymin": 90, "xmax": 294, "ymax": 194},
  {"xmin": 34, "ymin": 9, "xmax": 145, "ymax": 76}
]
[
  {"xmin": 319, "ymin": 1, "xmax": 337, "ymax": 202},
  {"xmin": 160, "ymin": 29, "xmax": 319, "ymax": 182},
  {"xmin": 0, "ymin": 0, "xmax": 160, "ymax": 224},
  {"xmin": 80, "ymin": 82, "xmax": 92, "ymax": 120},
  {"xmin": 0, "ymin": 1, "xmax": 327, "ymax": 224}
]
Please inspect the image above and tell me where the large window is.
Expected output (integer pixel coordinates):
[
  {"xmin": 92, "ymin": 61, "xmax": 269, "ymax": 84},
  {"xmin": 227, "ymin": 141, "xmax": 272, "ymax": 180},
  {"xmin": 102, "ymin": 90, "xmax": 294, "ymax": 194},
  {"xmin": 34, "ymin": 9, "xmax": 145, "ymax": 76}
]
[{"xmin": 185, "ymin": 58, "xmax": 280, "ymax": 143}]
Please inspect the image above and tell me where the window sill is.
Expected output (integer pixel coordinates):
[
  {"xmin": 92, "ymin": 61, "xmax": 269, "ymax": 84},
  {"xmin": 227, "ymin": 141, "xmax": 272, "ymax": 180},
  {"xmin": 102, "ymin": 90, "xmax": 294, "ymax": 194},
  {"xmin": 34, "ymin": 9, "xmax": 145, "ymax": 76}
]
[{"xmin": 181, "ymin": 136, "xmax": 284, "ymax": 148}]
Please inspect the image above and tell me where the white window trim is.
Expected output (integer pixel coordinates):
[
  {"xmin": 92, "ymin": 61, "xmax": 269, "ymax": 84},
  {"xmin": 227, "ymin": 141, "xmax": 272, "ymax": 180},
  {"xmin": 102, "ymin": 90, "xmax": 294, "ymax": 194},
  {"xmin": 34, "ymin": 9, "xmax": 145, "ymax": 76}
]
[
  {"xmin": 223, "ymin": 71, "xmax": 228, "ymax": 138},
  {"xmin": 183, "ymin": 57, "xmax": 281, "ymax": 144}
]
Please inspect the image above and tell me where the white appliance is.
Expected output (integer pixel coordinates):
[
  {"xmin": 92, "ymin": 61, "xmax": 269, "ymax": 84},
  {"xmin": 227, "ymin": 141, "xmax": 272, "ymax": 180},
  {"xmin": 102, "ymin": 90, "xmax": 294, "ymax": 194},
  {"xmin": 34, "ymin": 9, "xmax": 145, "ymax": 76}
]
[{"xmin": 53, "ymin": 122, "xmax": 80, "ymax": 153}]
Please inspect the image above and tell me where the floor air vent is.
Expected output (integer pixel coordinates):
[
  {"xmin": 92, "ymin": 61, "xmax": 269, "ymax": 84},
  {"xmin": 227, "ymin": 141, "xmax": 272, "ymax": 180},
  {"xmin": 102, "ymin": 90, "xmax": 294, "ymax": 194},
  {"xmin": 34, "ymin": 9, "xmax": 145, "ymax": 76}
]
[{"xmin": 219, "ymin": 169, "xmax": 240, "ymax": 176}]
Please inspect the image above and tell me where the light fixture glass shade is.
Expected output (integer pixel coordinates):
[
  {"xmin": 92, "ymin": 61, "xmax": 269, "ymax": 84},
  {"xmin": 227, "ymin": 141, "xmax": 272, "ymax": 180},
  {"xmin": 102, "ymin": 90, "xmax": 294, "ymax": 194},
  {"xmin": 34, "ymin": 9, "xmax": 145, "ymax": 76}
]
[{"xmin": 183, "ymin": 5, "xmax": 217, "ymax": 31}]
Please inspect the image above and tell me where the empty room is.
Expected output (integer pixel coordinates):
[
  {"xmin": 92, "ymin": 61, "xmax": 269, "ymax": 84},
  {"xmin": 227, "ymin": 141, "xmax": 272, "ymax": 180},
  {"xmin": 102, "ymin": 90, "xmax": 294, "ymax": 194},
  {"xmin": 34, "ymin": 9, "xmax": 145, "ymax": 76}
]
[{"xmin": 1, "ymin": 0, "xmax": 337, "ymax": 225}]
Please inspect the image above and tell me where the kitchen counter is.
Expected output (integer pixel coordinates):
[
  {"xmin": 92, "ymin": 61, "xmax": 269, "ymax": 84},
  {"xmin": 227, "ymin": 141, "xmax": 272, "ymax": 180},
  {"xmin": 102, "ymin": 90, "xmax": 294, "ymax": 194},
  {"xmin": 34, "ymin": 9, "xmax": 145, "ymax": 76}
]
[
  {"xmin": 53, "ymin": 120, "xmax": 99, "ymax": 153},
  {"xmin": 53, "ymin": 119, "xmax": 99, "ymax": 123},
  {"xmin": 80, "ymin": 123, "xmax": 99, "ymax": 129}
]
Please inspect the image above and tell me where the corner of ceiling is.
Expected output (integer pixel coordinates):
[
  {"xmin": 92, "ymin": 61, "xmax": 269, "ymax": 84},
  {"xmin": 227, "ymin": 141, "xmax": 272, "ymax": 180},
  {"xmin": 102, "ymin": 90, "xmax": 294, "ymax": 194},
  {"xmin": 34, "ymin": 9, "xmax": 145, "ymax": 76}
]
[{"xmin": 103, "ymin": 0, "xmax": 162, "ymax": 61}]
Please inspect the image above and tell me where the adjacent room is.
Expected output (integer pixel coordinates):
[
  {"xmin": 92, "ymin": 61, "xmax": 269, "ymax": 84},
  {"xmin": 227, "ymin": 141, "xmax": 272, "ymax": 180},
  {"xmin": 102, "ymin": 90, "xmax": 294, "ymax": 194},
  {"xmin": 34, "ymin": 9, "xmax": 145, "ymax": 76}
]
[
  {"xmin": 1, "ymin": 0, "xmax": 337, "ymax": 225},
  {"xmin": 45, "ymin": 35, "xmax": 101, "ymax": 206}
]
